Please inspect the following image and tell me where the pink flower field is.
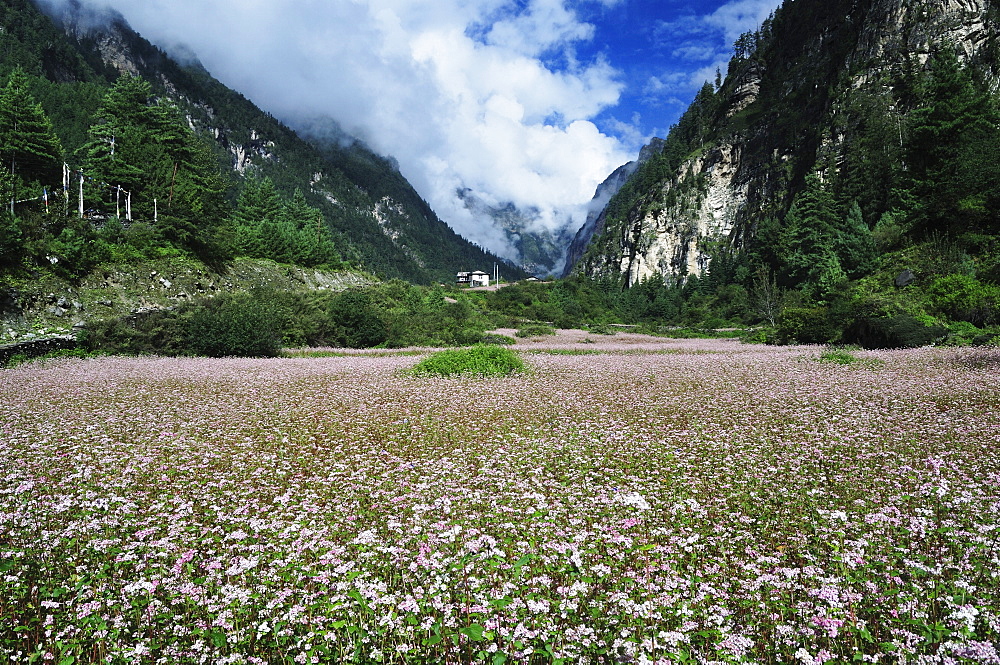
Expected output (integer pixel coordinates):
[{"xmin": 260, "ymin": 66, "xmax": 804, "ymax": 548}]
[{"xmin": 2, "ymin": 335, "xmax": 999, "ymax": 664}]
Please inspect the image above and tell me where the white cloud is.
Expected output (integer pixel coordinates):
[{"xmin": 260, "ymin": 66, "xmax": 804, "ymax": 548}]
[
  {"xmin": 704, "ymin": 0, "xmax": 782, "ymax": 46},
  {"xmin": 53, "ymin": 0, "xmax": 635, "ymax": 261}
]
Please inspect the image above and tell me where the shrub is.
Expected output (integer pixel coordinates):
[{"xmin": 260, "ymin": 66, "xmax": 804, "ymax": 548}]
[
  {"xmin": 515, "ymin": 324, "xmax": 556, "ymax": 338},
  {"xmin": 943, "ymin": 320, "xmax": 983, "ymax": 346},
  {"xmin": 186, "ymin": 293, "xmax": 282, "ymax": 357},
  {"xmin": 82, "ymin": 310, "xmax": 191, "ymax": 357},
  {"xmin": 480, "ymin": 333, "xmax": 516, "ymax": 345},
  {"xmin": 327, "ymin": 290, "xmax": 388, "ymax": 348},
  {"xmin": 843, "ymin": 313, "xmax": 946, "ymax": 349},
  {"xmin": 740, "ymin": 327, "xmax": 773, "ymax": 345},
  {"xmin": 926, "ymin": 274, "xmax": 999, "ymax": 326},
  {"xmin": 774, "ymin": 307, "xmax": 840, "ymax": 345},
  {"xmin": 587, "ymin": 323, "xmax": 616, "ymax": 335},
  {"xmin": 409, "ymin": 345, "xmax": 524, "ymax": 378}
]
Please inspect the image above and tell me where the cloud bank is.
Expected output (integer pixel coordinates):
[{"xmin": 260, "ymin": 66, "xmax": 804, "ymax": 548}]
[
  {"xmin": 41, "ymin": 0, "xmax": 779, "ymax": 262},
  {"xmin": 50, "ymin": 0, "xmax": 641, "ymax": 259}
]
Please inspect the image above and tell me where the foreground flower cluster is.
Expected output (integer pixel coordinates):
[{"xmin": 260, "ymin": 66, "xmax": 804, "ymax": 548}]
[{"xmin": 2, "ymin": 335, "xmax": 999, "ymax": 664}]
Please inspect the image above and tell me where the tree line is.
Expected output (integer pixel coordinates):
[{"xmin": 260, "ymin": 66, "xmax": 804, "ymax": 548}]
[{"xmin": 0, "ymin": 67, "xmax": 346, "ymax": 278}]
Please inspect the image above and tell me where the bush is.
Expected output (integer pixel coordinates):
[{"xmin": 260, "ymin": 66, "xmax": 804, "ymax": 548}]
[
  {"xmin": 587, "ymin": 323, "xmax": 616, "ymax": 335},
  {"xmin": 926, "ymin": 274, "xmax": 999, "ymax": 326},
  {"xmin": 327, "ymin": 290, "xmax": 388, "ymax": 348},
  {"xmin": 480, "ymin": 333, "xmax": 516, "ymax": 345},
  {"xmin": 186, "ymin": 293, "xmax": 282, "ymax": 357},
  {"xmin": 409, "ymin": 345, "xmax": 524, "ymax": 378},
  {"xmin": 774, "ymin": 307, "xmax": 840, "ymax": 345},
  {"xmin": 843, "ymin": 313, "xmax": 946, "ymax": 349},
  {"xmin": 515, "ymin": 324, "xmax": 556, "ymax": 338},
  {"xmin": 943, "ymin": 320, "xmax": 983, "ymax": 346},
  {"xmin": 740, "ymin": 327, "xmax": 773, "ymax": 345},
  {"xmin": 82, "ymin": 310, "xmax": 191, "ymax": 357}
]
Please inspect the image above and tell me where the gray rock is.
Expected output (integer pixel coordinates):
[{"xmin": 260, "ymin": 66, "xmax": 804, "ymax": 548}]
[{"xmin": 895, "ymin": 269, "xmax": 916, "ymax": 288}]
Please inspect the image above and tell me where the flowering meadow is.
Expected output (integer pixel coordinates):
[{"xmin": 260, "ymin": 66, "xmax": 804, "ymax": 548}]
[{"xmin": 2, "ymin": 333, "xmax": 999, "ymax": 664}]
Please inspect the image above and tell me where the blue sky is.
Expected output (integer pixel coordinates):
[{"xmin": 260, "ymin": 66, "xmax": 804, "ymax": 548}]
[
  {"xmin": 50, "ymin": 0, "xmax": 781, "ymax": 259},
  {"xmin": 578, "ymin": 0, "xmax": 779, "ymax": 143}
]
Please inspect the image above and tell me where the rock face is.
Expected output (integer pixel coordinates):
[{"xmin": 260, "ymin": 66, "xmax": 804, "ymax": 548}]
[
  {"xmin": 626, "ymin": 142, "xmax": 745, "ymax": 286},
  {"xmin": 561, "ymin": 139, "xmax": 664, "ymax": 278},
  {"xmin": 569, "ymin": 0, "xmax": 1000, "ymax": 285}
]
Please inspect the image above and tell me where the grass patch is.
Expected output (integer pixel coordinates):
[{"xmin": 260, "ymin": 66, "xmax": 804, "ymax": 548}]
[
  {"xmin": 817, "ymin": 347, "xmax": 861, "ymax": 365},
  {"xmin": 282, "ymin": 349, "xmax": 425, "ymax": 358},
  {"xmin": 515, "ymin": 324, "xmax": 556, "ymax": 338},
  {"xmin": 817, "ymin": 347, "xmax": 882, "ymax": 368},
  {"xmin": 2, "ymin": 348, "xmax": 103, "ymax": 369},
  {"xmin": 409, "ymin": 345, "xmax": 525, "ymax": 377}
]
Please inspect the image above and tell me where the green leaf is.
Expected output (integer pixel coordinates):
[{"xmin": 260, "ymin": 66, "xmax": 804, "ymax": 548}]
[
  {"xmin": 208, "ymin": 630, "xmax": 226, "ymax": 648},
  {"xmin": 461, "ymin": 624, "xmax": 485, "ymax": 641},
  {"xmin": 492, "ymin": 655, "xmax": 508, "ymax": 665},
  {"xmin": 513, "ymin": 554, "xmax": 535, "ymax": 573},
  {"xmin": 58, "ymin": 657, "xmax": 75, "ymax": 665}
]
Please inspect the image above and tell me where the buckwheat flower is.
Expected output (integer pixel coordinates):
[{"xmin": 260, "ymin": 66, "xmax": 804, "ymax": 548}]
[
  {"xmin": 352, "ymin": 529, "xmax": 378, "ymax": 545},
  {"xmin": 720, "ymin": 634, "xmax": 754, "ymax": 658},
  {"xmin": 617, "ymin": 492, "xmax": 651, "ymax": 511}
]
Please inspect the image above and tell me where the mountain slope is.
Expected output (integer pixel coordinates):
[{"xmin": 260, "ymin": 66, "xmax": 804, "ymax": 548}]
[
  {"xmin": 3, "ymin": 0, "xmax": 522, "ymax": 284},
  {"xmin": 572, "ymin": 0, "xmax": 1000, "ymax": 288}
]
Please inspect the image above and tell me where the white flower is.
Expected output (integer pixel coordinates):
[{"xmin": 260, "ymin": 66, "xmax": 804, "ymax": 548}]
[
  {"xmin": 352, "ymin": 529, "xmax": 378, "ymax": 545},
  {"xmin": 617, "ymin": 492, "xmax": 651, "ymax": 511}
]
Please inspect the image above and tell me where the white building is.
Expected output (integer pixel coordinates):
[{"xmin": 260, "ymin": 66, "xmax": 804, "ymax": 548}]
[{"xmin": 456, "ymin": 270, "xmax": 491, "ymax": 287}]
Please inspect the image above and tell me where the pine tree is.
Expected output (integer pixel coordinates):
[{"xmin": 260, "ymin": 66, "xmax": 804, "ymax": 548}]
[
  {"xmin": 232, "ymin": 176, "xmax": 281, "ymax": 257},
  {"xmin": 82, "ymin": 75, "xmax": 230, "ymax": 260},
  {"xmin": 836, "ymin": 200, "xmax": 876, "ymax": 278},
  {"xmin": 0, "ymin": 166, "xmax": 22, "ymax": 266},
  {"xmin": 905, "ymin": 46, "xmax": 1000, "ymax": 237},
  {"xmin": 780, "ymin": 174, "xmax": 840, "ymax": 285},
  {"xmin": 0, "ymin": 68, "xmax": 63, "ymax": 196}
]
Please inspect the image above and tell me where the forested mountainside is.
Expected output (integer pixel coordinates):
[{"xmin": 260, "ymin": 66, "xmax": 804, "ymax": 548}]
[
  {"xmin": 0, "ymin": 0, "xmax": 521, "ymax": 286},
  {"xmin": 570, "ymin": 0, "xmax": 1000, "ymax": 346}
]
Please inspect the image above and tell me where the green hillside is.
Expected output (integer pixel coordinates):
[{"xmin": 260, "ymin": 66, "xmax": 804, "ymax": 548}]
[{"xmin": 0, "ymin": 0, "xmax": 521, "ymax": 287}]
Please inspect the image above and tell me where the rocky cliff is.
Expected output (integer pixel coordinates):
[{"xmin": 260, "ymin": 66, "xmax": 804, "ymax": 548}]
[{"xmin": 571, "ymin": 0, "xmax": 1000, "ymax": 285}]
